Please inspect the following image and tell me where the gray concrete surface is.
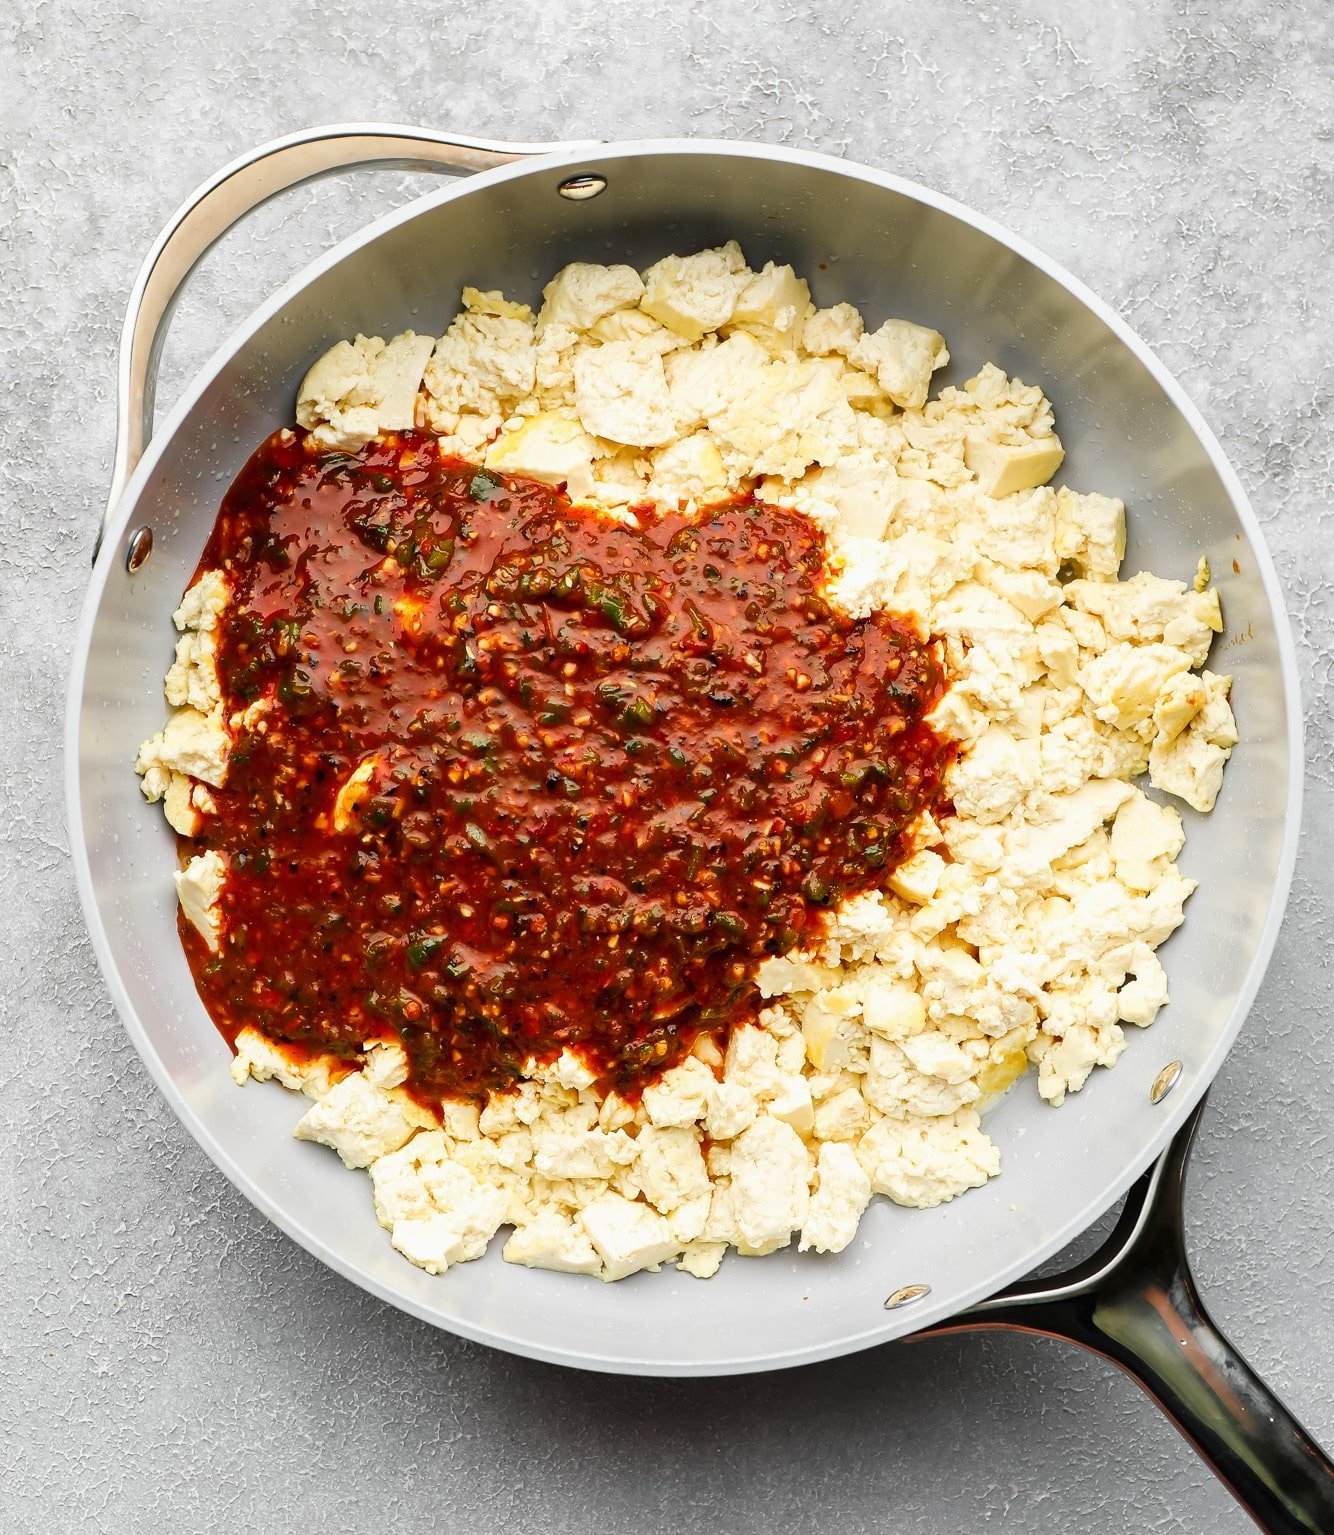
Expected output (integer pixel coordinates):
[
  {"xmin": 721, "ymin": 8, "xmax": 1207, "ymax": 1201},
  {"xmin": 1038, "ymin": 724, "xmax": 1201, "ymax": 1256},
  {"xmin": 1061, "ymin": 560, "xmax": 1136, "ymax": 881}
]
[{"xmin": 3, "ymin": 2, "xmax": 1332, "ymax": 1531}]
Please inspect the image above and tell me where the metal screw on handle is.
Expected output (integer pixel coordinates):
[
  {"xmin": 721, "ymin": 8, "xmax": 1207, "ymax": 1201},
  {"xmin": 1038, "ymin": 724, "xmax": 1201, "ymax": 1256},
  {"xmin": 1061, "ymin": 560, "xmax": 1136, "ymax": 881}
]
[{"xmin": 97, "ymin": 123, "xmax": 602, "ymax": 563}]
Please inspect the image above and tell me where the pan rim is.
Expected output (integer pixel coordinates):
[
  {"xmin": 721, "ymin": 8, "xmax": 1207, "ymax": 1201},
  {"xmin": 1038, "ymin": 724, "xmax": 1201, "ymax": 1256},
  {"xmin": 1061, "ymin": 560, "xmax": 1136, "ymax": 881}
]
[{"xmin": 65, "ymin": 135, "xmax": 1305, "ymax": 1376}]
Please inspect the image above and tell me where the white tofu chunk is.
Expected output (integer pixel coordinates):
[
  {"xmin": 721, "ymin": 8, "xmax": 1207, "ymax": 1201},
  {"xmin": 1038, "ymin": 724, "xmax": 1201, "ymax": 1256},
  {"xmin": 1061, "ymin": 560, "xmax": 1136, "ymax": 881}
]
[
  {"xmin": 573, "ymin": 341, "xmax": 681, "ymax": 447},
  {"xmin": 1032, "ymin": 1018, "xmax": 1127, "ymax": 1105},
  {"xmin": 504, "ymin": 1210, "xmax": 604, "ymax": 1276},
  {"xmin": 727, "ymin": 1116, "xmax": 811, "ymax": 1256},
  {"xmin": 677, "ymin": 1242, "xmax": 727, "ymax": 1279},
  {"xmin": 888, "ymin": 849, "xmax": 945, "ymax": 905},
  {"xmin": 850, "ymin": 318, "xmax": 949, "ymax": 410},
  {"xmin": 363, "ymin": 1039, "xmax": 411, "ymax": 1089},
  {"xmin": 812, "ymin": 1085, "xmax": 871, "ymax": 1143},
  {"xmin": 632, "ymin": 1126, "xmax": 710, "ymax": 1213},
  {"xmin": 863, "ymin": 1035, "xmax": 980, "ymax": 1118},
  {"xmin": 799, "ymin": 1142, "xmax": 872, "ymax": 1253},
  {"xmin": 482, "ymin": 411, "xmax": 600, "ymax": 499},
  {"xmin": 172, "ymin": 569, "xmax": 228, "ymax": 634},
  {"xmin": 538, "ymin": 262, "xmax": 645, "ymax": 332},
  {"xmin": 964, "ymin": 432, "xmax": 1065, "ymax": 497},
  {"xmin": 136, "ymin": 706, "xmax": 230, "ymax": 790},
  {"xmin": 1148, "ymin": 671, "xmax": 1237, "ymax": 812},
  {"xmin": 802, "ymin": 302, "xmax": 864, "ymax": 357},
  {"xmin": 704, "ymin": 1080, "xmax": 759, "ymax": 1141},
  {"xmin": 578, "ymin": 1193, "xmax": 680, "ymax": 1281},
  {"xmin": 420, "ymin": 296, "xmax": 536, "ymax": 434},
  {"xmin": 1079, "ymin": 642, "xmax": 1193, "ymax": 730},
  {"xmin": 860, "ymin": 982, "xmax": 927, "ymax": 1042},
  {"xmin": 1116, "ymin": 944, "xmax": 1170, "ymax": 1027},
  {"xmin": 230, "ymin": 1025, "xmax": 340, "ymax": 1098},
  {"xmin": 174, "ymin": 849, "xmax": 225, "ymax": 952},
  {"xmin": 857, "ymin": 1109, "xmax": 1001, "ymax": 1208},
  {"xmin": 640, "ymin": 241, "xmax": 750, "ymax": 341},
  {"xmin": 1054, "ymin": 487, "xmax": 1127, "ymax": 580},
  {"xmin": 728, "ymin": 261, "xmax": 811, "ymax": 352},
  {"xmin": 297, "ymin": 331, "xmax": 435, "ymax": 449},
  {"xmin": 293, "ymin": 1071, "xmax": 419, "ymax": 1169},
  {"xmin": 641, "ymin": 1056, "xmax": 715, "ymax": 1128},
  {"xmin": 647, "ymin": 432, "xmax": 730, "ymax": 506},
  {"xmin": 1110, "ymin": 793, "xmax": 1186, "ymax": 893},
  {"xmin": 767, "ymin": 1075, "xmax": 815, "ymax": 1137}
]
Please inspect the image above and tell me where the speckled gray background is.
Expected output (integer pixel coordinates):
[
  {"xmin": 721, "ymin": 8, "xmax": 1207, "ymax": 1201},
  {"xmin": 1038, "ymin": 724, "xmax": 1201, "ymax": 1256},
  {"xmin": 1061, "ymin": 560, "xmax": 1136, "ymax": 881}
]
[{"xmin": 3, "ymin": 2, "xmax": 1332, "ymax": 1531}]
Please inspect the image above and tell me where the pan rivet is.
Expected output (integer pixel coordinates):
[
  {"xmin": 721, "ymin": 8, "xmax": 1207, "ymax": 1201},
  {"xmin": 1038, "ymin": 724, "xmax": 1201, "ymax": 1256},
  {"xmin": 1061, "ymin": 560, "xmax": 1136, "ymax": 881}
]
[
  {"xmin": 126, "ymin": 527, "xmax": 154, "ymax": 573},
  {"xmin": 884, "ymin": 1283, "xmax": 931, "ymax": 1310},
  {"xmin": 558, "ymin": 173, "xmax": 608, "ymax": 201},
  {"xmin": 1151, "ymin": 1060, "xmax": 1183, "ymax": 1104}
]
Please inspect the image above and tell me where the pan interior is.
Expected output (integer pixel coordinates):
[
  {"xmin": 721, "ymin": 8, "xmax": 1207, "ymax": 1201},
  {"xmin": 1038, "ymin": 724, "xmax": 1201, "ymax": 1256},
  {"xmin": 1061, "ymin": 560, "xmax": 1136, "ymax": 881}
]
[{"xmin": 70, "ymin": 144, "xmax": 1296, "ymax": 1374}]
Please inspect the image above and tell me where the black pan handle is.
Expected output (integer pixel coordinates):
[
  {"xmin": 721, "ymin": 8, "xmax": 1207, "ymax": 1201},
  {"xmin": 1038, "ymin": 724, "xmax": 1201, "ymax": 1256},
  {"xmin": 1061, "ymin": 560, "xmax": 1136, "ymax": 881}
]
[{"xmin": 916, "ymin": 1096, "xmax": 1334, "ymax": 1533}]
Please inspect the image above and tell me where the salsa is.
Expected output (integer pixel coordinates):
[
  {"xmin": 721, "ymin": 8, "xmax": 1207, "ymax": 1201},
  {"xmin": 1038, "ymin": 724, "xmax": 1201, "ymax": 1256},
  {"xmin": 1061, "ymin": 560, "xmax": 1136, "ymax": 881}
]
[{"xmin": 184, "ymin": 429, "xmax": 954, "ymax": 1103}]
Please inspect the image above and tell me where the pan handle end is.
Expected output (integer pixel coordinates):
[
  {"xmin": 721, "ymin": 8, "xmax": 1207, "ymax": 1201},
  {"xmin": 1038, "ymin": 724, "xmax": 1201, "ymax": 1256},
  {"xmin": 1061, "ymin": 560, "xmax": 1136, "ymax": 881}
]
[
  {"xmin": 917, "ymin": 1097, "xmax": 1334, "ymax": 1533},
  {"xmin": 97, "ymin": 124, "xmax": 599, "ymax": 563}
]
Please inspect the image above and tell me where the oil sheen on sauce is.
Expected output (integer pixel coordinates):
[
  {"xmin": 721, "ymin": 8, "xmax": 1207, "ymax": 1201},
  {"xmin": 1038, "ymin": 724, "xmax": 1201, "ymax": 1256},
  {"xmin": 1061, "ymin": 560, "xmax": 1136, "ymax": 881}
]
[{"xmin": 182, "ymin": 430, "xmax": 954, "ymax": 1104}]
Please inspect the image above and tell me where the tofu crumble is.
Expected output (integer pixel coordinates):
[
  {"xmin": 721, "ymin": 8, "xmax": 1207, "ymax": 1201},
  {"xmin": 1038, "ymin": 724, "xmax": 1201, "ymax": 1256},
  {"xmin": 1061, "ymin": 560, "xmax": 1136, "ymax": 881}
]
[{"xmin": 135, "ymin": 244, "xmax": 1236, "ymax": 1284}]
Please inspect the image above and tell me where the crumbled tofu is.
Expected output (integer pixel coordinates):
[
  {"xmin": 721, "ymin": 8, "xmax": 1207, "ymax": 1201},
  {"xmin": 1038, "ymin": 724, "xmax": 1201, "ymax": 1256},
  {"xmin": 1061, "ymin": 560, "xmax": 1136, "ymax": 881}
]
[
  {"xmin": 631, "ymin": 1126, "xmax": 711, "ymax": 1213},
  {"xmin": 1148, "ymin": 670, "xmax": 1237, "ymax": 812},
  {"xmin": 965, "ymin": 433, "xmax": 1065, "ymax": 498},
  {"xmin": 482, "ymin": 410, "xmax": 599, "ymax": 499},
  {"xmin": 1110, "ymin": 793, "xmax": 1185, "ymax": 893},
  {"xmin": 767, "ymin": 1075, "xmax": 815, "ymax": 1137},
  {"xmin": 293, "ymin": 1071, "xmax": 420, "ymax": 1169},
  {"xmin": 711, "ymin": 358, "xmax": 859, "ymax": 480},
  {"xmin": 850, "ymin": 318, "xmax": 949, "ymax": 409},
  {"xmin": 728, "ymin": 261, "xmax": 811, "ymax": 352},
  {"xmin": 332, "ymin": 757, "xmax": 376, "ymax": 833},
  {"xmin": 647, "ymin": 432, "xmax": 730, "ymax": 506},
  {"xmin": 812, "ymin": 1085, "xmax": 871, "ymax": 1143},
  {"xmin": 1080, "ymin": 642, "xmax": 1193, "ymax": 729},
  {"xmin": 800, "ymin": 1142, "xmax": 872, "ymax": 1253},
  {"xmin": 173, "ymin": 569, "xmax": 228, "ymax": 634},
  {"xmin": 370, "ymin": 1136, "xmax": 509, "ymax": 1274},
  {"xmin": 803, "ymin": 302, "xmax": 864, "ymax": 357},
  {"xmin": 677, "ymin": 1241, "xmax": 727, "ymax": 1279},
  {"xmin": 639, "ymin": 241, "xmax": 750, "ymax": 341},
  {"xmin": 642, "ymin": 1057, "xmax": 715, "ymax": 1128},
  {"xmin": 705, "ymin": 1080, "xmax": 759, "ymax": 1141},
  {"xmin": 136, "ymin": 706, "xmax": 230, "ymax": 789},
  {"xmin": 420, "ymin": 297, "xmax": 535, "ymax": 435},
  {"xmin": 578, "ymin": 1192, "xmax": 680, "ymax": 1281},
  {"xmin": 363, "ymin": 1039, "xmax": 410, "ymax": 1090},
  {"xmin": 857, "ymin": 1109, "xmax": 1001, "ymax": 1208},
  {"xmin": 538, "ymin": 262, "xmax": 645, "ymax": 333},
  {"xmin": 888, "ymin": 849, "xmax": 945, "ymax": 905},
  {"xmin": 861, "ymin": 982, "xmax": 928, "ymax": 1042},
  {"xmin": 160, "ymin": 772, "xmax": 206, "ymax": 837},
  {"xmin": 728, "ymin": 1117, "xmax": 811, "ymax": 1256},
  {"xmin": 297, "ymin": 331, "xmax": 435, "ymax": 449},
  {"xmin": 573, "ymin": 341, "xmax": 681, "ymax": 447},
  {"xmin": 503, "ymin": 1210, "xmax": 604, "ymax": 1276},
  {"xmin": 230, "ymin": 1025, "xmax": 341, "ymax": 1098},
  {"xmin": 174, "ymin": 850, "xmax": 225, "ymax": 952}
]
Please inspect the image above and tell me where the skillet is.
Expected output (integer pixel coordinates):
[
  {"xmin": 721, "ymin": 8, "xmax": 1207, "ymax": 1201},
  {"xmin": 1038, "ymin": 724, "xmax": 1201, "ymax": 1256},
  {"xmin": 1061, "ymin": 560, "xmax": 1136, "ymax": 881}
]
[{"xmin": 65, "ymin": 127, "xmax": 1331, "ymax": 1530}]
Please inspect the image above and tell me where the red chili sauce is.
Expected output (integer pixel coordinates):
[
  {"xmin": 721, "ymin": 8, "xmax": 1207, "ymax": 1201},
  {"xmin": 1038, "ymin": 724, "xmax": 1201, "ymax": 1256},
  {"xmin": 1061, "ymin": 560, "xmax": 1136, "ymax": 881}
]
[{"xmin": 183, "ymin": 430, "xmax": 954, "ymax": 1104}]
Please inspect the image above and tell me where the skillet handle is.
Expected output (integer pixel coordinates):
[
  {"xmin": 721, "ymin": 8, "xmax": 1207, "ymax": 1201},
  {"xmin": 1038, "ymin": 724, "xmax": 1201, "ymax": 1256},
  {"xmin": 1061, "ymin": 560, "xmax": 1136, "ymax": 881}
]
[
  {"xmin": 915, "ymin": 1097, "xmax": 1334, "ymax": 1533},
  {"xmin": 97, "ymin": 122, "xmax": 600, "ymax": 561}
]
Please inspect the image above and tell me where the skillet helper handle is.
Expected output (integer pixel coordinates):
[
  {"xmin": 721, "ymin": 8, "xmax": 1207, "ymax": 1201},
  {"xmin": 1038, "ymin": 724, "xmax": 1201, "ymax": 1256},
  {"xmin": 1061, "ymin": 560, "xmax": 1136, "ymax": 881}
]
[
  {"xmin": 917, "ymin": 1097, "xmax": 1334, "ymax": 1534},
  {"xmin": 98, "ymin": 122, "xmax": 600, "ymax": 561}
]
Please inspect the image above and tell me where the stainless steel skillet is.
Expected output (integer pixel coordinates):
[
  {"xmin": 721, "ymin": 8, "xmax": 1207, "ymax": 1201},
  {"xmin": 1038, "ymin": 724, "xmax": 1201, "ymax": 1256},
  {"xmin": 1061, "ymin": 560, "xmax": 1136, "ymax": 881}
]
[{"xmin": 65, "ymin": 127, "xmax": 1331, "ymax": 1530}]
